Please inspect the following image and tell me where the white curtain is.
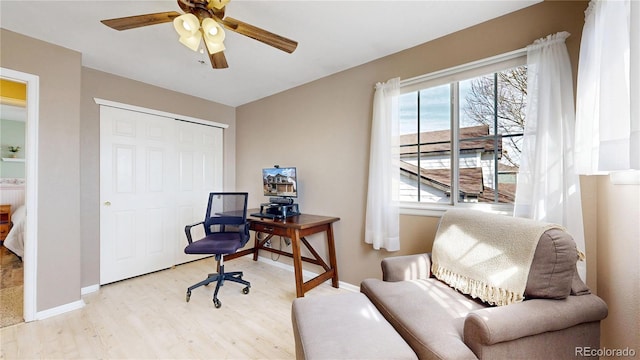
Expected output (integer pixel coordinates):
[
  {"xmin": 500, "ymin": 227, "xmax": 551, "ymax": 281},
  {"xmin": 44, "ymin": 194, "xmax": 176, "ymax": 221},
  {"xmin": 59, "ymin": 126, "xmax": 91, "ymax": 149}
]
[
  {"xmin": 365, "ymin": 78, "xmax": 400, "ymax": 251},
  {"xmin": 514, "ymin": 32, "xmax": 586, "ymax": 280},
  {"xmin": 575, "ymin": 0, "xmax": 639, "ymax": 174}
]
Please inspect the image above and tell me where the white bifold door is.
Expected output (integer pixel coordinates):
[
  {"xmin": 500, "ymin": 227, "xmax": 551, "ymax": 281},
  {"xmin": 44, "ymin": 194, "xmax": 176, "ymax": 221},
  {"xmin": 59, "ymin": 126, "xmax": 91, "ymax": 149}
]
[{"xmin": 100, "ymin": 106, "xmax": 223, "ymax": 285}]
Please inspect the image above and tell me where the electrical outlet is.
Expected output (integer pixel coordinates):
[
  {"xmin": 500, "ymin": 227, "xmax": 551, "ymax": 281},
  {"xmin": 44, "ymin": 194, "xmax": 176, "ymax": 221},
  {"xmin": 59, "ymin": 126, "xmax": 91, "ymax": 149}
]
[{"xmin": 265, "ymin": 239, "xmax": 271, "ymax": 248}]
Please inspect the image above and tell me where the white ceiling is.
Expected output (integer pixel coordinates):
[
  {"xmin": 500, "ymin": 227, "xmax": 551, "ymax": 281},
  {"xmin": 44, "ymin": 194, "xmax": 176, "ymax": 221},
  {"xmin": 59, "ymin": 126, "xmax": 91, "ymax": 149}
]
[{"xmin": 0, "ymin": 0, "xmax": 540, "ymax": 108}]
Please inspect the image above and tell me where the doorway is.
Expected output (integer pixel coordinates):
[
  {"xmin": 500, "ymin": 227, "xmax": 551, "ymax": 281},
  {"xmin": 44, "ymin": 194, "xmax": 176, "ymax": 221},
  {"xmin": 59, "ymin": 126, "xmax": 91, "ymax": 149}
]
[{"xmin": 0, "ymin": 67, "xmax": 39, "ymax": 323}]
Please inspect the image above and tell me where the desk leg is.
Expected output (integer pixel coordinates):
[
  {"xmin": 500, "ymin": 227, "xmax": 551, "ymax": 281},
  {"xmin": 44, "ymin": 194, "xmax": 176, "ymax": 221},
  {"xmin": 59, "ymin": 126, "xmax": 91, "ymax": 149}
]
[
  {"xmin": 327, "ymin": 223, "xmax": 339, "ymax": 288},
  {"xmin": 252, "ymin": 231, "xmax": 260, "ymax": 261},
  {"xmin": 290, "ymin": 229, "xmax": 305, "ymax": 297}
]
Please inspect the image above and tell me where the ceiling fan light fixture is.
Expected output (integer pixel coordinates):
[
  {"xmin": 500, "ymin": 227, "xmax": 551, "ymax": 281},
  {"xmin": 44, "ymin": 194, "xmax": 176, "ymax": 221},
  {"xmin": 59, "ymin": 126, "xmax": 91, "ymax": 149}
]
[
  {"xmin": 202, "ymin": 18, "xmax": 226, "ymax": 54},
  {"xmin": 207, "ymin": 26, "xmax": 218, "ymax": 36},
  {"xmin": 173, "ymin": 14, "xmax": 203, "ymax": 51},
  {"xmin": 173, "ymin": 14, "xmax": 199, "ymax": 36},
  {"xmin": 204, "ymin": 40, "xmax": 226, "ymax": 55},
  {"xmin": 178, "ymin": 32, "xmax": 202, "ymax": 52},
  {"xmin": 102, "ymin": 1, "xmax": 298, "ymax": 69},
  {"xmin": 208, "ymin": 0, "xmax": 231, "ymax": 10}
]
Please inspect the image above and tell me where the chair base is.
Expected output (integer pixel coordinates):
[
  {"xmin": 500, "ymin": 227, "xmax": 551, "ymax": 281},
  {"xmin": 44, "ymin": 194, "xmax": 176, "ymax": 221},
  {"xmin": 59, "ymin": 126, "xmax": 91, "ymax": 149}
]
[{"xmin": 186, "ymin": 263, "xmax": 251, "ymax": 308}]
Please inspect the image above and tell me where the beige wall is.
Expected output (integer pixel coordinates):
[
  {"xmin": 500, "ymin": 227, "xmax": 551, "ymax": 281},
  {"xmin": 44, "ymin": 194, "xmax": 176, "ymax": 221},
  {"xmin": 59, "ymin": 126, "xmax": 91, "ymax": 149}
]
[
  {"xmin": 596, "ymin": 176, "xmax": 640, "ymax": 354},
  {"xmin": 1, "ymin": 29, "xmax": 236, "ymax": 310},
  {"xmin": 1, "ymin": 29, "xmax": 83, "ymax": 311},
  {"xmin": 79, "ymin": 68, "xmax": 236, "ymax": 287},
  {"xmin": 236, "ymin": 1, "xmax": 591, "ymax": 284}
]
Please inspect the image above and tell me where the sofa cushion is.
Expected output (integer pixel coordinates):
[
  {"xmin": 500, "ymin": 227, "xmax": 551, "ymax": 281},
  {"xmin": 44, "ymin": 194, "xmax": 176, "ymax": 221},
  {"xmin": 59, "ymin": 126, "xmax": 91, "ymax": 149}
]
[
  {"xmin": 525, "ymin": 228, "xmax": 580, "ymax": 299},
  {"xmin": 291, "ymin": 292, "xmax": 418, "ymax": 360},
  {"xmin": 361, "ymin": 278, "xmax": 485, "ymax": 360}
]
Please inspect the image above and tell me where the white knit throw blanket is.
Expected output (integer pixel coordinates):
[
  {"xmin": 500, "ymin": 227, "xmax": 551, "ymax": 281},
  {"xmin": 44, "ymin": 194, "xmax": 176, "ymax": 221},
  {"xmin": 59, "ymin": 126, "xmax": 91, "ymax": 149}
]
[{"xmin": 431, "ymin": 209, "xmax": 561, "ymax": 306}]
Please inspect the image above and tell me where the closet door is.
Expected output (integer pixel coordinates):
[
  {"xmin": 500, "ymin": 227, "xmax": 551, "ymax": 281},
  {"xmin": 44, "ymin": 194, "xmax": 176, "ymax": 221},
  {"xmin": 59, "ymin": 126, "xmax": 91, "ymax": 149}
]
[
  {"xmin": 100, "ymin": 106, "xmax": 223, "ymax": 284},
  {"xmin": 174, "ymin": 120, "xmax": 223, "ymax": 265}
]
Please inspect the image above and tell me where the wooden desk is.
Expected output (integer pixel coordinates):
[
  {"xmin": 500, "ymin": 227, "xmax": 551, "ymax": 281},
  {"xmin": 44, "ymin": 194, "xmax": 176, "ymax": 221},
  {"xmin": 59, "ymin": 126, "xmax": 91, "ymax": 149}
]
[{"xmin": 227, "ymin": 211, "xmax": 340, "ymax": 297}]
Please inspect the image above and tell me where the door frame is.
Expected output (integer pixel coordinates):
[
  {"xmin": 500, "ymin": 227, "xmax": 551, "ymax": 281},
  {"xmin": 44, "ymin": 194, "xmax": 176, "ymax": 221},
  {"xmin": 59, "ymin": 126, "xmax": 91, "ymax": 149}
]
[
  {"xmin": 94, "ymin": 98, "xmax": 229, "ymax": 128},
  {"xmin": 1, "ymin": 67, "xmax": 39, "ymax": 322}
]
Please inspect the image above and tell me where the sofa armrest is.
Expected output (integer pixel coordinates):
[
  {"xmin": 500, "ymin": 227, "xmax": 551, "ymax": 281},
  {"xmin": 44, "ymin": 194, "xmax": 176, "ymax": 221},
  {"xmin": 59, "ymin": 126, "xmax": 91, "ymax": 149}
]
[
  {"xmin": 464, "ymin": 294, "xmax": 608, "ymax": 348},
  {"xmin": 381, "ymin": 253, "xmax": 432, "ymax": 281}
]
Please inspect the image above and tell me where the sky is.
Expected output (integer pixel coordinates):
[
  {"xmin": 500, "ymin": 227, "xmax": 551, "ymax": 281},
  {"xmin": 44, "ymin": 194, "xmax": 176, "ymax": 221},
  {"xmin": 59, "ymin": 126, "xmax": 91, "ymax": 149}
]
[{"xmin": 399, "ymin": 80, "xmax": 478, "ymax": 135}]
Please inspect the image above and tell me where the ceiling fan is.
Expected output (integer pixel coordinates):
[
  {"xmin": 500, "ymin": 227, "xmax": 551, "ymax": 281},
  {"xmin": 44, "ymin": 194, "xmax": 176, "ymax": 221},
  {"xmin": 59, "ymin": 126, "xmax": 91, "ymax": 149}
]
[{"xmin": 100, "ymin": 0, "xmax": 298, "ymax": 69}]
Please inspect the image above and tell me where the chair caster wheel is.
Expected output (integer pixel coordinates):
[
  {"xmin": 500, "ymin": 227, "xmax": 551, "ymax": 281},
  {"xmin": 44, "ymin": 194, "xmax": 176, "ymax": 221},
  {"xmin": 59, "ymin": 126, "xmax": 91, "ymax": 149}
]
[
  {"xmin": 242, "ymin": 287, "xmax": 250, "ymax": 295},
  {"xmin": 186, "ymin": 291, "xmax": 191, "ymax": 302},
  {"xmin": 213, "ymin": 299, "xmax": 222, "ymax": 308}
]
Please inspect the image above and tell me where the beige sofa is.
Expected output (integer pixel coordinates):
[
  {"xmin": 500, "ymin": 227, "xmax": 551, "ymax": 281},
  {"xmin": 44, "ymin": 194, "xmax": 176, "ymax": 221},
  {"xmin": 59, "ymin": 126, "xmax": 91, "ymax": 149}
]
[{"xmin": 292, "ymin": 209, "xmax": 608, "ymax": 359}]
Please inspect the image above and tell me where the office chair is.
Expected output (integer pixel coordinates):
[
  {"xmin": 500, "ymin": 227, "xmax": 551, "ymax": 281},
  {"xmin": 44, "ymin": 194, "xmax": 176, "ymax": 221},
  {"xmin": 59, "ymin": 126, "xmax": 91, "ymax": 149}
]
[{"xmin": 184, "ymin": 192, "xmax": 251, "ymax": 308}]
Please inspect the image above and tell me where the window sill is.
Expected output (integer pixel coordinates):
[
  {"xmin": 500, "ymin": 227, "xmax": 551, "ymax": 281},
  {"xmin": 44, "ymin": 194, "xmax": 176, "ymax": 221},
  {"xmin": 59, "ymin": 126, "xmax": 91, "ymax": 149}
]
[
  {"xmin": 1, "ymin": 158, "xmax": 25, "ymax": 163},
  {"xmin": 610, "ymin": 170, "xmax": 640, "ymax": 185},
  {"xmin": 400, "ymin": 202, "xmax": 514, "ymax": 217}
]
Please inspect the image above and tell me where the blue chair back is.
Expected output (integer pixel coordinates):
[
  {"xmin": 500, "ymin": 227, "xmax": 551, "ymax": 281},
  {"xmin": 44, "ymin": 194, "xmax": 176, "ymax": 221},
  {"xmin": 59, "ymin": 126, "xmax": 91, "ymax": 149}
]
[{"xmin": 203, "ymin": 192, "xmax": 249, "ymax": 244}]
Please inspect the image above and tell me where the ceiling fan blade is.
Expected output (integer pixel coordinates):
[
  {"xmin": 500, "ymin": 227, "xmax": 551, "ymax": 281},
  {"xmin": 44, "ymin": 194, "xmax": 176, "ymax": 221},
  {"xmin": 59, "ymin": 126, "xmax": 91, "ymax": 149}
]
[
  {"xmin": 101, "ymin": 11, "xmax": 182, "ymax": 31},
  {"xmin": 219, "ymin": 17, "xmax": 298, "ymax": 54},
  {"xmin": 210, "ymin": 51, "xmax": 229, "ymax": 69}
]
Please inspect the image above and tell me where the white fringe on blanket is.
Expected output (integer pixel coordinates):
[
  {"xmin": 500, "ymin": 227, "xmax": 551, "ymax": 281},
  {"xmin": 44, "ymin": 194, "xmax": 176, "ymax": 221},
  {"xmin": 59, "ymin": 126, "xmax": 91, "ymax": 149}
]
[
  {"xmin": 431, "ymin": 209, "xmax": 562, "ymax": 306},
  {"xmin": 432, "ymin": 266, "xmax": 524, "ymax": 306}
]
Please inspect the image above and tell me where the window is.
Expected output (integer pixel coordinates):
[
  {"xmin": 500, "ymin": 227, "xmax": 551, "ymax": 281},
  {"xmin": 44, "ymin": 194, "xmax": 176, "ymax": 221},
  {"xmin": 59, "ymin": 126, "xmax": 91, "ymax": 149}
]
[{"xmin": 398, "ymin": 53, "xmax": 527, "ymax": 211}]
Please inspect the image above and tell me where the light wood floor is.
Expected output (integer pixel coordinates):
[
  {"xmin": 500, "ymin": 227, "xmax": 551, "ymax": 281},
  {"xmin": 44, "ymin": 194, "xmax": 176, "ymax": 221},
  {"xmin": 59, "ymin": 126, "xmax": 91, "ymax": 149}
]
[{"xmin": 0, "ymin": 255, "xmax": 352, "ymax": 359}]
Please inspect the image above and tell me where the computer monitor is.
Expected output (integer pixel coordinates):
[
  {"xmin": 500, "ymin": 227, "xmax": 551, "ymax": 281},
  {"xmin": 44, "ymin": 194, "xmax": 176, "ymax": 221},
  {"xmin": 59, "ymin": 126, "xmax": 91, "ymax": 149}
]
[{"xmin": 262, "ymin": 167, "xmax": 297, "ymax": 198}]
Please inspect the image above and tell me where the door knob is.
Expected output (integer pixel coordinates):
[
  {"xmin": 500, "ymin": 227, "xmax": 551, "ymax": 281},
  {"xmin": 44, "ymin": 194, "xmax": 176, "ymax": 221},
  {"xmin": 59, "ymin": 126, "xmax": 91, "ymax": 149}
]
[{"xmin": 104, "ymin": 201, "xmax": 112, "ymax": 206}]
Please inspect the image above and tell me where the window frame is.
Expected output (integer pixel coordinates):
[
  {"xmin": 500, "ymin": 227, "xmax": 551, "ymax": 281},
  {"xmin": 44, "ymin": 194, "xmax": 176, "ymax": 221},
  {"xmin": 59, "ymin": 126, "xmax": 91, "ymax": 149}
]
[{"xmin": 398, "ymin": 49, "xmax": 527, "ymax": 216}]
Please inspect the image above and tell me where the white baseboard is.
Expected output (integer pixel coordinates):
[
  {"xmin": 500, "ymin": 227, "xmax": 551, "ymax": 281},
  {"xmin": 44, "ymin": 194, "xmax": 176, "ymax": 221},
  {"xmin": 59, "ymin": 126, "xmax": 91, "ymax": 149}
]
[
  {"xmin": 335, "ymin": 280, "xmax": 360, "ymax": 293},
  {"xmin": 32, "ymin": 282, "xmax": 98, "ymax": 321},
  {"xmin": 256, "ymin": 255, "xmax": 359, "ymax": 292},
  {"xmin": 81, "ymin": 284, "xmax": 100, "ymax": 295},
  {"xmin": 35, "ymin": 299, "xmax": 85, "ymax": 321}
]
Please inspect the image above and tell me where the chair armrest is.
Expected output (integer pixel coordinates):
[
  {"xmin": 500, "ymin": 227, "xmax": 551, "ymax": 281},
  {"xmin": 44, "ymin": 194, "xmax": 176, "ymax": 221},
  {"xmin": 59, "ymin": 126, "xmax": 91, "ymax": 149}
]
[
  {"xmin": 381, "ymin": 253, "xmax": 432, "ymax": 281},
  {"xmin": 184, "ymin": 221, "xmax": 204, "ymax": 244},
  {"xmin": 464, "ymin": 294, "xmax": 608, "ymax": 347}
]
